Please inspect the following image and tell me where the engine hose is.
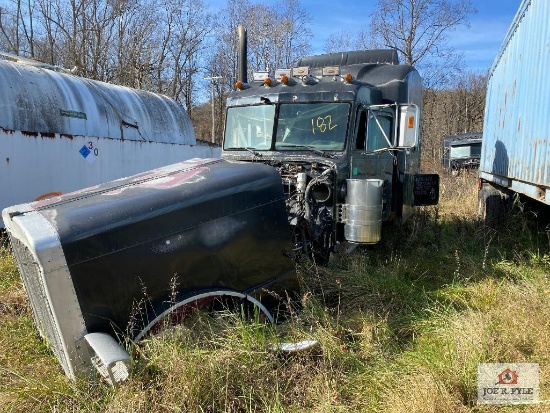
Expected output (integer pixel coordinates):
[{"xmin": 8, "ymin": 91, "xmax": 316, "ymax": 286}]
[{"xmin": 304, "ymin": 168, "xmax": 332, "ymax": 220}]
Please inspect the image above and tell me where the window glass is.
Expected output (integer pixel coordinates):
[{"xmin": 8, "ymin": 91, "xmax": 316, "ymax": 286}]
[
  {"xmin": 366, "ymin": 113, "xmax": 392, "ymax": 151},
  {"xmin": 275, "ymin": 103, "xmax": 349, "ymax": 151},
  {"xmin": 224, "ymin": 105, "xmax": 275, "ymax": 150},
  {"xmin": 450, "ymin": 142, "xmax": 482, "ymax": 158}
]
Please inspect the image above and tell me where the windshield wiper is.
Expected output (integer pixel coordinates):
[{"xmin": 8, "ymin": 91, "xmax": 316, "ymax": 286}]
[
  {"xmin": 277, "ymin": 144, "xmax": 335, "ymax": 158},
  {"xmin": 230, "ymin": 147, "xmax": 263, "ymax": 157}
]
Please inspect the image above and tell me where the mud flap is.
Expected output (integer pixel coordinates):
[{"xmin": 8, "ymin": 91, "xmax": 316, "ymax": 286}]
[{"xmin": 412, "ymin": 174, "xmax": 439, "ymax": 206}]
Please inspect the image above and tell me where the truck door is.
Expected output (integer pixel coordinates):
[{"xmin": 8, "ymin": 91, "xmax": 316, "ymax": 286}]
[{"xmin": 350, "ymin": 107, "xmax": 395, "ymax": 220}]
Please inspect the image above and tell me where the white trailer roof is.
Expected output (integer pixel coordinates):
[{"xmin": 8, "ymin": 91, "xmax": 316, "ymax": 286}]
[{"xmin": 0, "ymin": 56, "xmax": 195, "ymax": 145}]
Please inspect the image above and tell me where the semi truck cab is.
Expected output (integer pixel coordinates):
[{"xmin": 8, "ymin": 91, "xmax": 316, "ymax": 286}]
[{"xmin": 222, "ymin": 49, "xmax": 439, "ymax": 261}]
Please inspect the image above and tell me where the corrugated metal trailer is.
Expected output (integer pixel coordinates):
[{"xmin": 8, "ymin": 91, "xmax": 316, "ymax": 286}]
[
  {"xmin": 479, "ymin": 0, "xmax": 550, "ymax": 220},
  {"xmin": 0, "ymin": 54, "xmax": 220, "ymax": 227}
]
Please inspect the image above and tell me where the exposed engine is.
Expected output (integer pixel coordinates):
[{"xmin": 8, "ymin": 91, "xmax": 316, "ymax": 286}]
[{"xmin": 269, "ymin": 161, "xmax": 337, "ymax": 261}]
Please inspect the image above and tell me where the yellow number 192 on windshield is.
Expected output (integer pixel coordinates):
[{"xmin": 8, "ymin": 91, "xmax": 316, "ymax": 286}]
[{"xmin": 312, "ymin": 115, "xmax": 337, "ymax": 134}]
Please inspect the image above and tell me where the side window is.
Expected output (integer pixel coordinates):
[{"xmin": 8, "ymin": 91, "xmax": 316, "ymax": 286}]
[{"xmin": 366, "ymin": 112, "xmax": 392, "ymax": 152}]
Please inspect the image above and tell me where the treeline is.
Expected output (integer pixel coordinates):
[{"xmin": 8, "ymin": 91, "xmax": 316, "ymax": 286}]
[
  {"xmin": 422, "ymin": 71, "xmax": 487, "ymax": 167},
  {"xmin": 0, "ymin": 0, "xmax": 486, "ymax": 163},
  {"xmin": 0, "ymin": 0, "xmax": 310, "ymax": 112}
]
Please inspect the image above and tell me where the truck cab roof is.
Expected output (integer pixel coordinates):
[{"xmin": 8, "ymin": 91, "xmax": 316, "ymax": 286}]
[{"xmin": 227, "ymin": 50, "xmax": 422, "ymax": 108}]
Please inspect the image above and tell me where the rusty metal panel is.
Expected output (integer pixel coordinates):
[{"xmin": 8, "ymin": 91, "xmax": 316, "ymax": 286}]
[
  {"xmin": 0, "ymin": 58, "xmax": 195, "ymax": 144},
  {"xmin": 481, "ymin": 0, "xmax": 550, "ymax": 194}
]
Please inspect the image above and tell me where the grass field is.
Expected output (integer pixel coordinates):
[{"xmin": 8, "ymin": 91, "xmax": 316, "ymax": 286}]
[{"xmin": 1, "ymin": 171, "xmax": 549, "ymax": 412}]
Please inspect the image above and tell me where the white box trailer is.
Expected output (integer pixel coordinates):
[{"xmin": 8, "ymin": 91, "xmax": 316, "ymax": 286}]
[{"xmin": 0, "ymin": 53, "xmax": 220, "ymax": 227}]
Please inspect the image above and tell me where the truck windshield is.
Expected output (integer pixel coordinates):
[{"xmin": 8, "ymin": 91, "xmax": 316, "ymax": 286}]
[
  {"xmin": 223, "ymin": 102, "xmax": 349, "ymax": 151},
  {"xmin": 224, "ymin": 105, "xmax": 275, "ymax": 150},
  {"xmin": 275, "ymin": 103, "xmax": 349, "ymax": 151}
]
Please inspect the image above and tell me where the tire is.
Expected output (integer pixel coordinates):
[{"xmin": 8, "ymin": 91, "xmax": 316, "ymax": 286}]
[{"xmin": 478, "ymin": 183, "xmax": 511, "ymax": 227}]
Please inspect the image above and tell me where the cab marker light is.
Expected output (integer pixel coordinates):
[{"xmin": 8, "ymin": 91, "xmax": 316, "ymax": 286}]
[{"xmin": 235, "ymin": 81, "xmax": 250, "ymax": 90}]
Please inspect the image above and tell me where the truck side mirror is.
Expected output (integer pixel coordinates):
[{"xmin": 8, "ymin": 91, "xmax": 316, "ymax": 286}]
[{"xmin": 397, "ymin": 104, "xmax": 419, "ymax": 148}]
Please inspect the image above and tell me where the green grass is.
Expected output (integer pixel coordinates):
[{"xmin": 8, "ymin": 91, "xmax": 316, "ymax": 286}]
[{"xmin": 1, "ymin": 173, "xmax": 549, "ymax": 412}]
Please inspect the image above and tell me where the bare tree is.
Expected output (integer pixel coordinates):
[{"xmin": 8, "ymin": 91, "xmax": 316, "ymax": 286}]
[
  {"xmin": 0, "ymin": 3, "xmax": 19, "ymax": 53},
  {"xmin": 354, "ymin": 29, "xmax": 373, "ymax": 51},
  {"xmin": 34, "ymin": 0, "xmax": 61, "ymax": 64},
  {"xmin": 216, "ymin": 0, "xmax": 311, "ymax": 79},
  {"xmin": 276, "ymin": 0, "xmax": 311, "ymax": 68},
  {"xmin": 202, "ymin": 0, "xmax": 311, "ymax": 144},
  {"xmin": 421, "ymin": 70, "xmax": 487, "ymax": 165},
  {"xmin": 111, "ymin": 0, "xmax": 167, "ymax": 89},
  {"xmin": 370, "ymin": 0, "xmax": 476, "ymax": 87},
  {"xmin": 198, "ymin": 0, "xmax": 252, "ymax": 143},
  {"xmin": 0, "ymin": 0, "xmax": 36, "ymax": 55},
  {"xmin": 451, "ymin": 71, "xmax": 486, "ymax": 132},
  {"xmin": 323, "ymin": 30, "xmax": 354, "ymax": 54},
  {"xmin": 247, "ymin": 3, "xmax": 274, "ymax": 72},
  {"xmin": 0, "ymin": 0, "xmax": 215, "ymax": 109},
  {"xmin": 0, "ymin": 0, "xmax": 311, "ymax": 143},
  {"xmin": 147, "ymin": 0, "xmax": 216, "ymax": 109}
]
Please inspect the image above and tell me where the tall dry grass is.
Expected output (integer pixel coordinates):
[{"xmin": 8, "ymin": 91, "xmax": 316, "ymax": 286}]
[{"xmin": 0, "ymin": 169, "xmax": 549, "ymax": 412}]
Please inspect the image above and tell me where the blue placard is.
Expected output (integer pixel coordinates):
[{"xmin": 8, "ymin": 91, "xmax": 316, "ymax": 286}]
[{"xmin": 79, "ymin": 145, "xmax": 91, "ymax": 158}]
